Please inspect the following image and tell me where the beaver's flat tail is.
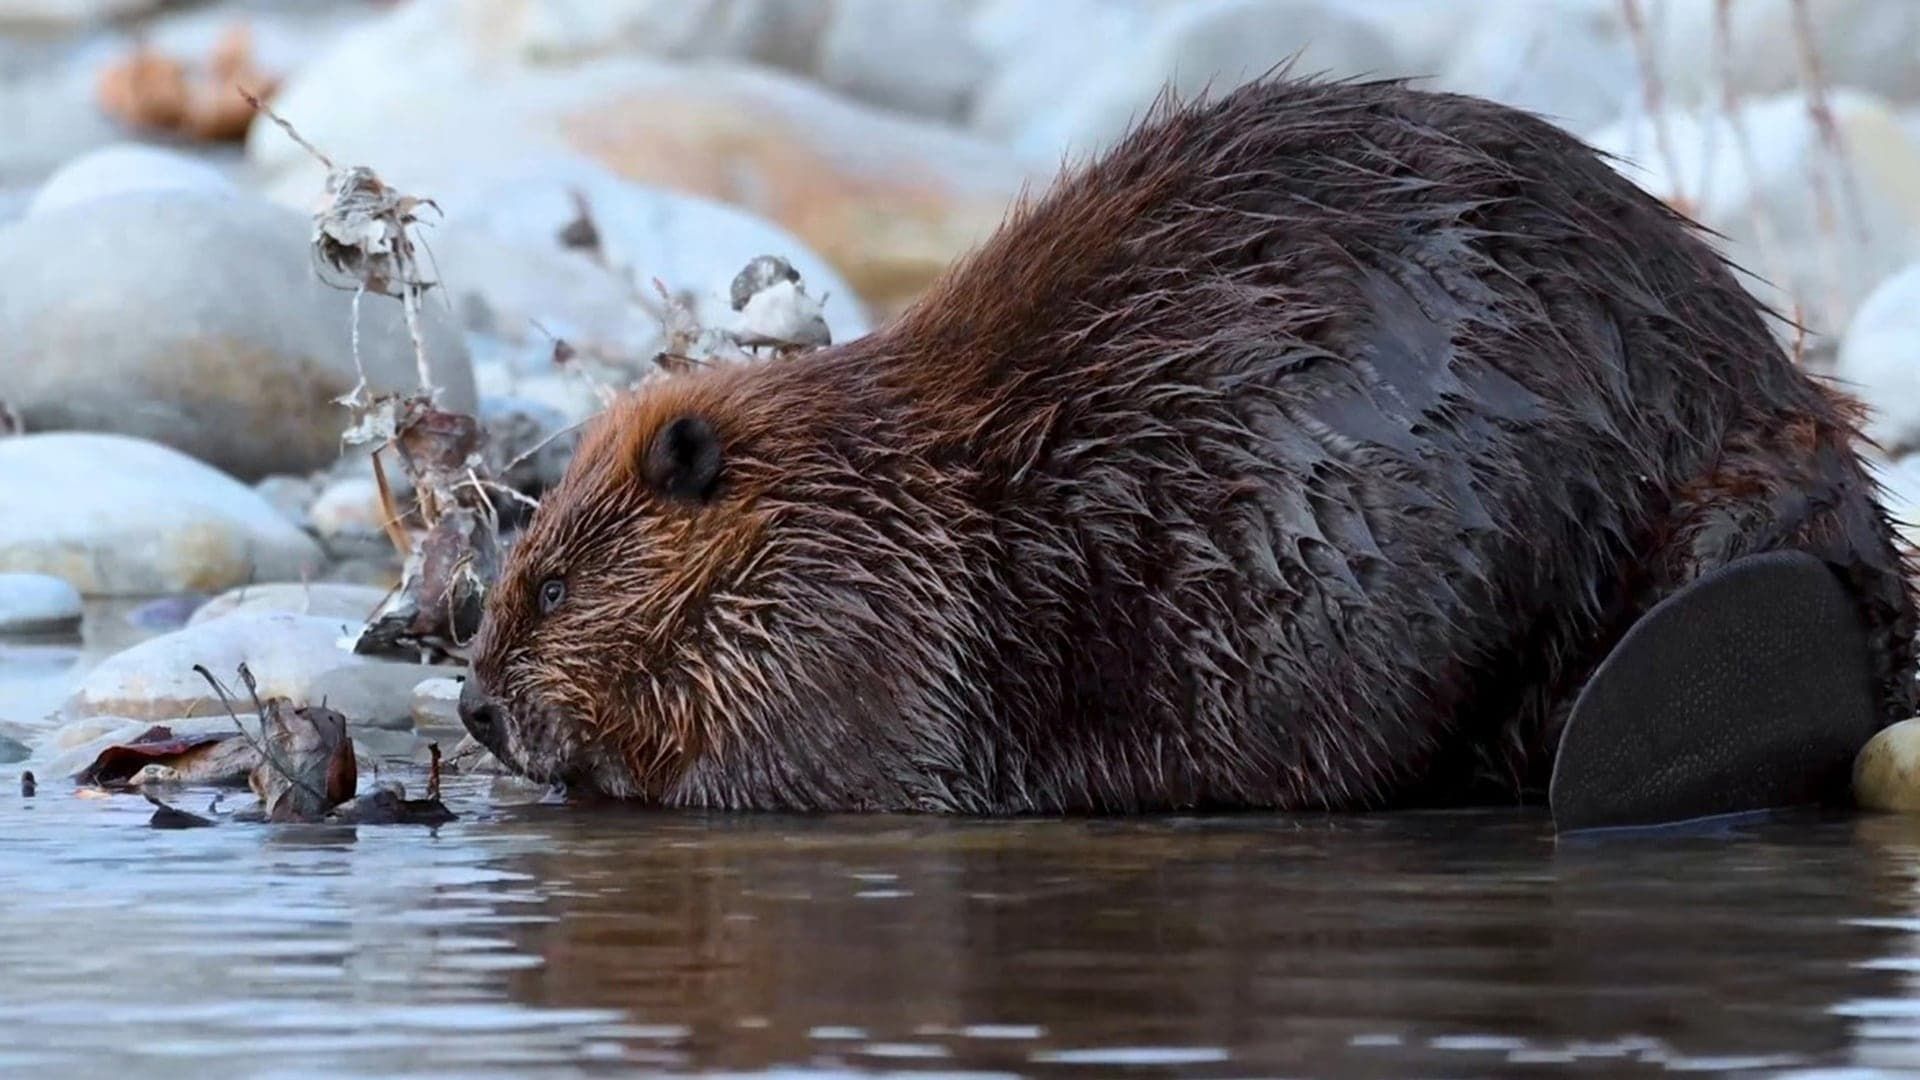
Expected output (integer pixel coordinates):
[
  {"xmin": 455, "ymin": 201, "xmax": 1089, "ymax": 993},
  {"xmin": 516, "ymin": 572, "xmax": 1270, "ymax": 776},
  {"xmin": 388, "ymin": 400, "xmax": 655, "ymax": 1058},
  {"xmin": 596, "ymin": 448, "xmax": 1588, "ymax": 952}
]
[{"xmin": 1549, "ymin": 550, "xmax": 1878, "ymax": 832}]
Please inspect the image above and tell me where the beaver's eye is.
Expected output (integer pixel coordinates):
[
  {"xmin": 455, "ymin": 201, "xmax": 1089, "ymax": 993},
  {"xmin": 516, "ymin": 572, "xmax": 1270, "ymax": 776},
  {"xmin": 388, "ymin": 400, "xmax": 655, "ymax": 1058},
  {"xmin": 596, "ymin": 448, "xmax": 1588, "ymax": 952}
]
[{"xmin": 537, "ymin": 577, "xmax": 566, "ymax": 614}]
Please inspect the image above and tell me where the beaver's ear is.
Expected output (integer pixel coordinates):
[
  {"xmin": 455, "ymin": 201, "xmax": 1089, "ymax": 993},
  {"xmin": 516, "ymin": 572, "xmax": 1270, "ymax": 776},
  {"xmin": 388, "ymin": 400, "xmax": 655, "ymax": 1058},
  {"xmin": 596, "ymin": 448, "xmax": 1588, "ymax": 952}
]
[{"xmin": 642, "ymin": 415, "xmax": 723, "ymax": 502}]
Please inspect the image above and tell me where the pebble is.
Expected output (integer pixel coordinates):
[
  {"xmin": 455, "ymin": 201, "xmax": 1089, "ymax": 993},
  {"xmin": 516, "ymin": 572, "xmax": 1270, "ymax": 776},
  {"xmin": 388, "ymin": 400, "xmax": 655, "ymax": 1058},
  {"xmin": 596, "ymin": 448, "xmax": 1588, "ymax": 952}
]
[
  {"xmin": 252, "ymin": 475, "xmax": 321, "ymax": 532},
  {"xmin": 410, "ymin": 676, "xmax": 464, "ymax": 737},
  {"xmin": 1856, "ymin": 717, "xmax": 1920, "ymax": 812},
  {"xmin": 0, "ymin": 573, "xmax": 82, "ymax": 637},
  {"xmin": 1838, "ymin": 264, "xmax": 1920, "ymax": 455},
  {"xmin": 997, "ymin": 0, "xmax": 1404, "ymax": 163},
  {"xmin": 1586, "ymin": 87, "xmax": 1920, "ymax": 338},
  {"xmin": 64, "ymin": 611, "xmax": 443, "ymax": 727},
  {"xmin": 0, "ymin": 730, "xmax": 27, "ymax": 765},
  {"xmin": 0, "ymin": 433, "xmax": 323, "ymax": 596},
  {"xmin": 307, "ymin": 476, "xmax": 393, "ymax": 558},
  {"xmin": 25, "ymin": 142, "xmax": 236, "ymax": 220},
  {"xmin": 0, "ymin": 190, "xmax": 475, "ymax": 480},
  {"xmin": 424, "ymin": 155, "xmax": 871, "ymax": 347},
  {"xmin": 187, "ymin": 582, "xmax": 393, "ymax": 628},
  {"xmin": 0, "ymin": 0, "xmax": 160, "ymax": 28},
  {"xmin": 481, "ymin": 395, "xmax": 578, "ymax": 494},
  {"xmin": 248, "ymin": 1, "xmax": 1031, "ymax": 317}
]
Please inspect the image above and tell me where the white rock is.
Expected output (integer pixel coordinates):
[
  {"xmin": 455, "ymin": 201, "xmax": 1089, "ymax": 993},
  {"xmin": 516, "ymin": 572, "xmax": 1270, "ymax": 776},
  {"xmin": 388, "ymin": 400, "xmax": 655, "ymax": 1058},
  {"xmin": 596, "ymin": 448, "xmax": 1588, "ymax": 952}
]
[
  {"xmin": 967, "ymin": 0, "xmax": 1157, "ymax": 146},
  {"xmin": 1436, "ymin": 0, "xmax": 1634, "ymax": 135},
  {"xmin": 65, "ymin": 611, "xmax": 438, "ymax": 726},
  {"xmin": 1648, "ymin": 0, "xmax": 1920, "ymax": 106},
  {"xmin": 188, "ymin": 582, "xmax": 393, "ymax": 628},
  {"xmin": 428, "ymin": 155, "xmax": 872, "ymax": 346},
  {"xmin": 0, "ymin": 573, "xmax": 82, "ymax": 636},
  {"xmin": 0, "ymin": 49, "xmax": 124, "ymax": 187},
  {"xmin": 512, "ymin": 0, "xmax": 827, "ymax": 70},
  {"xmin": 0, "ymin": 191, "xmax": 475, "ymax": 480},
  {"xmin": 26, "ymin": 143, "xmax": 237, "ymax": 220},
  {"xmin": 0, "ymin": 0, "xmax": 158, "ymax": 26},
  {"xmin": 814, "ymin": 0, "xmax": 987, "ymax": 123},
  {"xmin": 1588, "ymin": 89, "xmax": 1920, "ymax": 339},
  {"xmin": 253, "ymin": 475, "xmax": 321, "ymax": 532},
  {"xmin": 410, "ymin": 675, "xmax": 463, "ymax": 736},
  {"xmin": 0, "ymin": 433, "xmax": 324, "ymax": 597},
  {"xmin": 988, "ymin": 0, "xmax": 1405, "ymax": 164},
  {"xmin": 481, "ymin": 395, "xmax": 578, "ymax": 492},
  {"xmin": 1856, "ymin": 717, "xmax": 1920, "ymax": 812},
  {"xmin": 248, "ymin": 6, "xmax": 1030, "ymax": 315},
  {"xmin": 1841, "ymin": 265, "xmax": 1920, "ymax": 455},
  {"xmin": 308, "ymin": 477, "xmax": 388, "ymax": 546}
]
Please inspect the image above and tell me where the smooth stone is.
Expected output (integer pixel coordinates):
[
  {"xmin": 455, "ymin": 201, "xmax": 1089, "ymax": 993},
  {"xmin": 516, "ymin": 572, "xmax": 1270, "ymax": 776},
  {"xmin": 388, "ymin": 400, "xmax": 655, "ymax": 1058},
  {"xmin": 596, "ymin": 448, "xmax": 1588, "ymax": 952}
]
[
  {"xmin": 26, "ymin": 143, "xmax": 237, "ymax": 219},
  {"xmin": 0, "ymin": 433, "xmax": 324, "ymax": 596},
  {"xmin": 253, "ymin": 474, "xmax": 321, "ymax": 532},
  {"xmin": 1839, "ymin": 264, "xmax": 1920, "ymax": 455},
  {"xmin": 0, "ymin": 730, "xmax": 27, "ymax": 765},
  {"xmin": 64, "ymin": 611, "xmax": 439, "ymax": 725},
  {"xmin": 123, "ymin": 594, "xmax": 209, "ymax": 632},
  {"xmin": 1434, "ymin": 0, "xmax": 1635, "ymax": 137},
  {"xmin": 307, "ymin": 663, "xmax": 427, "ymax": 732},
  {"xmin": 410, "ymin": 675, "xmax": 463, "ymax": 736},
  {"xmin": 0, "ymin": 573, "xmax": 82, "ymax": 636},
  {"xmin": 308, "ymin": 476, "xmax": 390, "ymax": 552},
  {"xmin": 249, "ymin": 3, "xmax": 1030, "ymax": 315},
  {"xmin": 482, "ymin": 395, "xmax": 578, "ymax": 492},
  {"xmin": 426, "ymin": 156, "xmax": 869, "ymax": 352},
  {"xmin": 1587, "ymin": 88, "xmax": 1920, "ymax": 338},
  {"xmin": 813, "ymin": 0, "xmax": 986, "ymax": 123},
  {"xmin": 989, "ymin": 0, "xmax": 1405, "ymax": 164},
  {"xmin": 0, "ymin": 0, "xmax": 160, "ymax": 27},
  {"xmin": 188, "ymin": 582, "xmax": 393, "ymax": 627},
  {"xmin": 0, "ymin": 191, "xmax": 476, "ymax": 480},
  {"xmin": 1856, "ymin": 717, "xmax": 1920, "ymax": 812}
]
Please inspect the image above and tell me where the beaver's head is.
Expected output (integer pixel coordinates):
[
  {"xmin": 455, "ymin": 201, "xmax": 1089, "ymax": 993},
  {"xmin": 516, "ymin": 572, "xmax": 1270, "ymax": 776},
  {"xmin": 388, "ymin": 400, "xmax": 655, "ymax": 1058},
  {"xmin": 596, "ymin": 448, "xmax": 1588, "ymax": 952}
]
[{"xmin": 458, "ymin": 359, "xmax": 995, "ymax": 806}]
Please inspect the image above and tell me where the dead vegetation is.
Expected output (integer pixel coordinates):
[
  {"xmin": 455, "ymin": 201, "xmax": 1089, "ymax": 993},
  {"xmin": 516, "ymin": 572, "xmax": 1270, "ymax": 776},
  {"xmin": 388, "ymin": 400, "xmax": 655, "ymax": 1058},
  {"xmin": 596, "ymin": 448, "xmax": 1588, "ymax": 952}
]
[{"xmin": 97, "ymin": 22, "xmax": 279, "ymax": 142}]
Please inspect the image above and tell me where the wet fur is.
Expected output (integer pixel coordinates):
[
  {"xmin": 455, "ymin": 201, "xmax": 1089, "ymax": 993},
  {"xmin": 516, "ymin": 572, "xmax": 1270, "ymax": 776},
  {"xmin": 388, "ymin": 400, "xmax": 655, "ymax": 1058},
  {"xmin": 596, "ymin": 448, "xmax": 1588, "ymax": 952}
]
[{"xmin": 467, "ymin": 76, "xmax": 1918, "ymax": 812}]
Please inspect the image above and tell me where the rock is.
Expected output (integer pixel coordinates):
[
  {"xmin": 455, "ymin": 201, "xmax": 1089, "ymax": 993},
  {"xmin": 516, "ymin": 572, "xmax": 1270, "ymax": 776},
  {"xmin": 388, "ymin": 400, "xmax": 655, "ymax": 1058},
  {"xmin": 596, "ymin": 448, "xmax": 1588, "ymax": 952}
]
[
  {"xmin": 0, "ymin": 433, "xmax": 323, "ymax": 596},
  {"xmin": 1856, "ymin": 717, "xmax": 1920, "ymax": 812},
  {"xmin": 0, "ymin": 0, "xmax": 160, "ymax": 28},
  {"xmin": 26, "ymin": 143, "xmax": 237, "ymax": 220},
  {"xmin": 123, "ymin": 594, "xmax": 208, "ymax": 632},
  {"xmin": 983, "ymin": 0, "xmax": 1406, "ymax": 164},
  {"xmin": 1435, "ymin": 0, "xmax": 1635, "ymax": 136},
  {"xmin": 65, "ymin": 611, "xmax": 445, "ymax": 728},
  {"xmin": 1587, "ymin": 88, "xmax": 1920, "ymax": 339},
  {"xmin": 188, "ymin": 582, "xmax": 392, "ymax": 627},
  {"xmin": 0, "ymin": 190, "xmax": 475, "ymax": 480},
  {"xmin": 967, "ymin": 0, "xmax": 1158, "ymax": 148},
  {"xmin": 250, "ymin": 4, "xmax": 1030, "ymax": 315},
  {"xmin": 0, "ymin": 46, "xmax": 126, "ymax": 187},
  {"xmin": 0, "ymin": 728, "xmax": 27, "ymax": 764},
  {"xmin": 814, "ymin": 0, "xmax": 987, "ymax": 123},
  {"xmin": 308, "ymin": 476, "xmax": 391, "ymax": 557},
  {"xmin": 481, "ymin": 395, "xmax": 578, "ymax": 493},
  {"xmin": 410, "ymin": 675, "xmax": 463, "ymax": 736},
  {"xmin": 1647, "ymin": 0, "xmax": 1920, "ymax": 106},
  {"xmin": 424, "ymin": 156, "xmax": 870, "ymax": 354},
  {"xmin": 253, "ymin": 474, "xmax": 320, "ymax": 532},
  {"xmin": 1839, "ymin": 265, "xmax": 1920, "ymax": 456},
  {"xmin": 0, "ymin": 573, "xmax": 82, "ymax": 636}
]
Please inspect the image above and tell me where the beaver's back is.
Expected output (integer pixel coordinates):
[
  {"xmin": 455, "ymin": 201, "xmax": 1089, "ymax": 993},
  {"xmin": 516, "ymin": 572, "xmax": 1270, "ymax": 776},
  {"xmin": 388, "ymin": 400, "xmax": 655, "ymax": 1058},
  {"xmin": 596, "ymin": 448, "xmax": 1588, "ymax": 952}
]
[{"xmin": 816, "ymin": 77, "xmax": 1912, "ymax": 809}]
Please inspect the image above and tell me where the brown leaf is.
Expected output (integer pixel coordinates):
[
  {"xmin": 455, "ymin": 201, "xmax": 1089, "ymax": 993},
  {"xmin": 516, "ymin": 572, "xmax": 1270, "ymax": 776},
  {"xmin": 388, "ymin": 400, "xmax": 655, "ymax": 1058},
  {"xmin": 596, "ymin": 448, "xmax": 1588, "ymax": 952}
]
[
  {"xmin": 252, "ymin": 700, "xmax": 357, "ymax": 823},
  {"xmin": 75, "ymin": 726, "xmax": 249, "ymax": 788}
]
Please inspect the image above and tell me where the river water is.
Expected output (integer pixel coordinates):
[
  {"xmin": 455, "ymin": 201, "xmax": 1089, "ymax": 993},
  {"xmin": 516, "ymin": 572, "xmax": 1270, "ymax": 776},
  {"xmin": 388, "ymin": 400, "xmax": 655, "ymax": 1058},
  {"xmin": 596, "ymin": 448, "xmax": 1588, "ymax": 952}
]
[
  {"xmin": 7, "ymin": 780, "xmax": 1920, "ymax": 1077},
  {"xmin": 10, "ymin": 609, "xmax": 1920, "ymax": 1077}
]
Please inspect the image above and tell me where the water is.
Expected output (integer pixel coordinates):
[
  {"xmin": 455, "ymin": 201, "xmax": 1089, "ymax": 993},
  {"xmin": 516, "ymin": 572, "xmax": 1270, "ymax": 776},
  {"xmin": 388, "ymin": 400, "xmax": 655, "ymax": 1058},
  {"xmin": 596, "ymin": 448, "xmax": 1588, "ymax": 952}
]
[
  {"xmin": 11, "ymin": 607, "xmax": 1920, "ymax": 1077},
  {"xmin": 7, "ymin": 785, "xmax": 1920, "ymax": 1078}
]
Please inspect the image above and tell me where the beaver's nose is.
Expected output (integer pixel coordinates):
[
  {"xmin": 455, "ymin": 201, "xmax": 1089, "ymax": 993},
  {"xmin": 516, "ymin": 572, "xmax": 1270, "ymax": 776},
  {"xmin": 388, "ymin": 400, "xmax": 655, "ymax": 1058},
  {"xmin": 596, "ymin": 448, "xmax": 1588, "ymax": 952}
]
[{"xmin": 458, "ymin": 674, "xmax": 507, "ymax": 752}]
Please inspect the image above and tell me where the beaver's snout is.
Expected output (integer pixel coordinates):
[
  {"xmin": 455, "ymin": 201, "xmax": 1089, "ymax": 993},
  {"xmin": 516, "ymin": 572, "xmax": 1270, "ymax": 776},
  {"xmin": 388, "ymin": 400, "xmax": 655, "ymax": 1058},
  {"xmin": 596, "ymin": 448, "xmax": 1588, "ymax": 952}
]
[{"xmin": 458, "ymin": 674, "xmax": 510, "ymax": 758}]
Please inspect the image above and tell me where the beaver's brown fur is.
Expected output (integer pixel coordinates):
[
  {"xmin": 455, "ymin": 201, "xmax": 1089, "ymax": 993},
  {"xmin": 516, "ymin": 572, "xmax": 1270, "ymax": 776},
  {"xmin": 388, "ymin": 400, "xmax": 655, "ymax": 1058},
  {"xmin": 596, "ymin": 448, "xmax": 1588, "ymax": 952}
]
[{"xmin": 461, "ymin": 77, "xmax": 1918, "ymax": 812}]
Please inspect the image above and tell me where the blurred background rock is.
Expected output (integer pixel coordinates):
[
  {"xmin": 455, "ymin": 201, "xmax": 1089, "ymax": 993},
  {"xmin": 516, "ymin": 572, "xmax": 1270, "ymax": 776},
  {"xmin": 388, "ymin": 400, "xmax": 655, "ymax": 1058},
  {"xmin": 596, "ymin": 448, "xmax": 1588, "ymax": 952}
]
[{"xmin": 4, "ymin": 0, "xmax": 1920, "ymax": 577}]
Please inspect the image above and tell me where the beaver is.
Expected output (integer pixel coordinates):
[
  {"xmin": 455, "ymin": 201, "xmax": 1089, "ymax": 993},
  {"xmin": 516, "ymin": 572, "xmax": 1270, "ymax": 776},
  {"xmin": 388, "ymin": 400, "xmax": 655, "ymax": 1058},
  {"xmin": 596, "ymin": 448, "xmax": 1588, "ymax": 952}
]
[{"xmin": 459, "ymin": 76, "xmax": 1918, "ymax": 825}]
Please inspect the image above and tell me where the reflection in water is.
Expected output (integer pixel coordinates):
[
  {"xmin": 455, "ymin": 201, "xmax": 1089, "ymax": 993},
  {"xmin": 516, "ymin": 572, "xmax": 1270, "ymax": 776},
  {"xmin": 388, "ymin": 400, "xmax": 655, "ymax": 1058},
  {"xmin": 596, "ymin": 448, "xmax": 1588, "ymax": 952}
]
[{"xmin": 6, "ymin": 788, "xmax": 1920, "ymax": 1076}]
